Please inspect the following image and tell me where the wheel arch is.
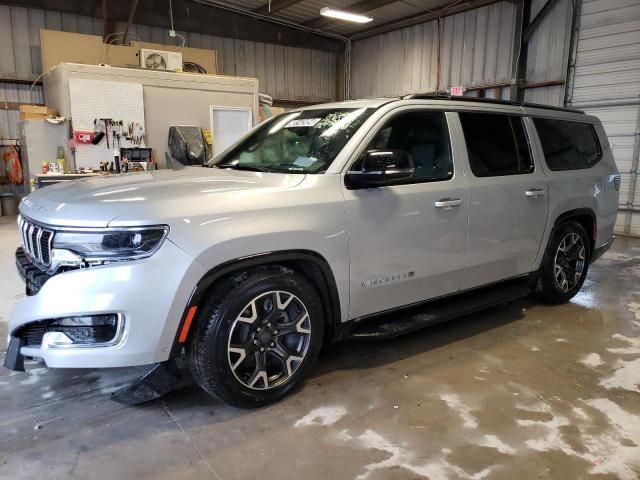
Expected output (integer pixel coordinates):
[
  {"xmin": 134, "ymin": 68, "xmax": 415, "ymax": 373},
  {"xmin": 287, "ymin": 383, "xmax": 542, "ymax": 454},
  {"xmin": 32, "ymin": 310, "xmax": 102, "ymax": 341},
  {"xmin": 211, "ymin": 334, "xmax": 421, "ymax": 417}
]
[
  {"xmin": 553, "ymin": 208, "xmax": 597, "ymax": 254},
  {"xmin": 169, "ymin": 250, "xmax": 342, "ymax": 358}
]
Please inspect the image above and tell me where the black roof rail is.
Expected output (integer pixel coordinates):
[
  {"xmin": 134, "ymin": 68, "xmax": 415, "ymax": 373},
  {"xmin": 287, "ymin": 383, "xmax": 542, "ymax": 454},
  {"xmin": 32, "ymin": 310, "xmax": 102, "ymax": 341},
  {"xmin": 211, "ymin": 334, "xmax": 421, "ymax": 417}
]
[{"xmin": 400, "ymin": 94, "xmax": 585, "ymax": 114}]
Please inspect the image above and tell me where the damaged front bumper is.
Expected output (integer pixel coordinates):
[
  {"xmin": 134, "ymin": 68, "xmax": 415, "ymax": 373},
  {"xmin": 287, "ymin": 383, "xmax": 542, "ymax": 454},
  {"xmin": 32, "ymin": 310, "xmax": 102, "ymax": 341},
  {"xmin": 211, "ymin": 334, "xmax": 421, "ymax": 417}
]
[{"xmin": 4, "ymin": 240, "xmax": 206, "ymax": 371}]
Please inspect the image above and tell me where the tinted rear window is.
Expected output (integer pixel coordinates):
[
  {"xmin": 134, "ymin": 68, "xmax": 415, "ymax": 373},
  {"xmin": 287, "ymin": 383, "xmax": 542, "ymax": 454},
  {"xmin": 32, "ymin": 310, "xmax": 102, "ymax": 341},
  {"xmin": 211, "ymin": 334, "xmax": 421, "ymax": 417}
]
[
  {"xmin": 458, "ymin": 112, "xmax": 533, "ymax": 177},
  {"xmin": 532, "ymin": 118, "xmax": 601, "ymax": 171}
]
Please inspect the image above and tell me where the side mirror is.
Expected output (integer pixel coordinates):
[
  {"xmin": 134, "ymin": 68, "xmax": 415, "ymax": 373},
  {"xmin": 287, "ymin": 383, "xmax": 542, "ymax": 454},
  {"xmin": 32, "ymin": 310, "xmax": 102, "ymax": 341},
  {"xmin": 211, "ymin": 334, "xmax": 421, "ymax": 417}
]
[{"xmin": 346, "ymin": 149, "xmax": 415, "ymax": 188}]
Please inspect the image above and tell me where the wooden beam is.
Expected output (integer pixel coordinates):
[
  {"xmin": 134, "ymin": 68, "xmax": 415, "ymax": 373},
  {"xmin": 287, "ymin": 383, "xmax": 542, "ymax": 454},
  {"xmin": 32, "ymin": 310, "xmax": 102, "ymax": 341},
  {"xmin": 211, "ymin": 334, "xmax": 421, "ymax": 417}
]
[
  {"xmin": 253, "ymin": 0, "xmax": 304, "ymax": 15},
  {"xmin": 349, "ymin": 0, "xmax": 503, "ymax": 40},
  {"xmin": 0, "ymin": 101, "xmax": 45, "ymax": 111},
  {"xmin": 2, "ymin": 0, "xmax": 344, "ymax": 52},
  {"xmin": 519, "ymin": 79, "xmax": 564, "ymax": 89},
  {"xmin": 303, "ymin": 0, "xmax": 398, "ymax": 30},
  {"xmin": 523, "ymin": 0, "xmax": 560, "ymax": 43}
]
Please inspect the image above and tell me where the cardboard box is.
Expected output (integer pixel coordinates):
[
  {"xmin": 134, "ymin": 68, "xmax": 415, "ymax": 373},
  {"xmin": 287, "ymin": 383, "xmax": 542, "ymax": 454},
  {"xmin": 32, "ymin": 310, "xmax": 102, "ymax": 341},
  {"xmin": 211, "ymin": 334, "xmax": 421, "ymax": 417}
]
[
  {"xmin": 19, "ymin": 105, "xmax": 57, "ymax": 120},
  {"xmin": 40, "ymin": 30, "xmax": 218, "ymax": 75},
  {"xmin": 20, "ymin": 105, "xmax": 49, "ymax": 115}
]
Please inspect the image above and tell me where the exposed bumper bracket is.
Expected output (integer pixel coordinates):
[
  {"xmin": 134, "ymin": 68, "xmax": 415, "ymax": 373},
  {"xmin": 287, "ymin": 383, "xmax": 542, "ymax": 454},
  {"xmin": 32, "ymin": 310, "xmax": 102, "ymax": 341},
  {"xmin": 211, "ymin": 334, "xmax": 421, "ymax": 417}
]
[
  {"xmin": 110, "ymin": 359, "xmax": 191, "ymax": 405},
  {"xmin": 4, "ymin": 337, "xmax": 25, "ymax": 372}
]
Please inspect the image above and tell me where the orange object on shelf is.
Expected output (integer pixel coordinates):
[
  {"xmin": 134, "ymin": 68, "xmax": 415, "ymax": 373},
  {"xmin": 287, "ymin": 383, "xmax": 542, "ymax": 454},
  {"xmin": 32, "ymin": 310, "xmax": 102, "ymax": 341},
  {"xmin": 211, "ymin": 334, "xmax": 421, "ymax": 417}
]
[{"xmin": 3, "ymin": 145, "xmax": 23, "ymax": 184}]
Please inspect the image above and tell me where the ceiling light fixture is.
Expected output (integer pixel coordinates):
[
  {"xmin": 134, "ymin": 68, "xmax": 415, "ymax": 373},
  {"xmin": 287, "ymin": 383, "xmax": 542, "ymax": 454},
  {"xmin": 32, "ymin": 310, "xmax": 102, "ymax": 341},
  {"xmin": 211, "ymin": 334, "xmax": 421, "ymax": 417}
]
[{"xmin": 320, "ymin": 7, "xmax": 373, "ymax": 24}]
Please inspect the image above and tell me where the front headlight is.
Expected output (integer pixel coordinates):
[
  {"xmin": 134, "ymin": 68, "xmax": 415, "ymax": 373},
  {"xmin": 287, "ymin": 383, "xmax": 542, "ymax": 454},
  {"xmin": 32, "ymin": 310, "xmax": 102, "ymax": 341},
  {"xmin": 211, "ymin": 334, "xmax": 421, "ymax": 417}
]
[{"xmin": 52, "ymin": 226, "xmax": 169, "ymax": 262}]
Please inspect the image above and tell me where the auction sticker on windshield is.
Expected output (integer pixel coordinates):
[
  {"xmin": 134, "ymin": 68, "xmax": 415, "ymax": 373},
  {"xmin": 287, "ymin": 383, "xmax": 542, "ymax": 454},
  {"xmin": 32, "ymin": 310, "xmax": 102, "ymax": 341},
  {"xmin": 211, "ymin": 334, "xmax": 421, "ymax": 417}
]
[{"xmin": 285, "ymin": 118, "xmax": 322, "ymax": 128}]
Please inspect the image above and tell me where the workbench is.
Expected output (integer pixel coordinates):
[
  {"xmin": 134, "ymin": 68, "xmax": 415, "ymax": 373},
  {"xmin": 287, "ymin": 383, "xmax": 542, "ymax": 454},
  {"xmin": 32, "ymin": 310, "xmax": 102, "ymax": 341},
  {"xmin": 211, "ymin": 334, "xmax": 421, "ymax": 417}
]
[{"xmin": 34, "ymin": 173, "xmax": 101, "ymax": 189}]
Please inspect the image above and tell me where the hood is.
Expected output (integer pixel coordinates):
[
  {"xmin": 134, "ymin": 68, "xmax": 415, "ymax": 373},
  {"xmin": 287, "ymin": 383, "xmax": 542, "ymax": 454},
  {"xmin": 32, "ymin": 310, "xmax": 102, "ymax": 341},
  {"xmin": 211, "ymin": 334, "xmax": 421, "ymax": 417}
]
[{"xmin": 20, "ymin": 167, "xmax": 306, "ymax": 227}]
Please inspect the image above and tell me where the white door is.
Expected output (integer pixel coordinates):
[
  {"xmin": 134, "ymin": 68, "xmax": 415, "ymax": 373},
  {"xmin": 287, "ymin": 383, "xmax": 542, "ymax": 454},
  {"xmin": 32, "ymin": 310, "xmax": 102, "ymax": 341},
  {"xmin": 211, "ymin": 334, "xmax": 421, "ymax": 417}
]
[
  {"xmin": 344, "ymin": 109, "xmax": 469, "ymax": 319},
  {"xmin": 454, "ymin": 111, "xmax": 549, "ymax": 290}
]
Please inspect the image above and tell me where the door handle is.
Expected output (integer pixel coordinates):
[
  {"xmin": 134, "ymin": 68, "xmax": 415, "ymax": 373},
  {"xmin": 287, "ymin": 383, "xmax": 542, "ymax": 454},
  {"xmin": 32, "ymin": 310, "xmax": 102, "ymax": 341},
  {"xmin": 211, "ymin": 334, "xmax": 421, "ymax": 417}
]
[
  {"xmin": 434, "ymin": 198, "xmax": 462, "ymax": 209},
  {"xmin": 525, "ymin": 188, "xmax": 545, "ymax": 198}
]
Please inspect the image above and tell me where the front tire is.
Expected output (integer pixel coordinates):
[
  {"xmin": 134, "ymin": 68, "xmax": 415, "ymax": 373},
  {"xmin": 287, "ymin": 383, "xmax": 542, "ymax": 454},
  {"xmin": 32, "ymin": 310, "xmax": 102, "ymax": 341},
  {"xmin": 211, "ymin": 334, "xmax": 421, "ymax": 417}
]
[
  {"xmin": 535, "ymin": 221, "xmax": 590, "ymax": 304},
  {"xmin": 188, "ymin": 266, "xmax": 324, "ymax": 408}
]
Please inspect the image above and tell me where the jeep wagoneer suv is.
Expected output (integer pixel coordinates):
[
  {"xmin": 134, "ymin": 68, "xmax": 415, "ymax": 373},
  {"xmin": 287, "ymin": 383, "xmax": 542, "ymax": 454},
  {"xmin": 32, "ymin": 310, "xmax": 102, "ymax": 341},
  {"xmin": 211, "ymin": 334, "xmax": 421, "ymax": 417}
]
[{"xmin": 5, "ymin": 96, "xmax": 620, "ymax": 407}]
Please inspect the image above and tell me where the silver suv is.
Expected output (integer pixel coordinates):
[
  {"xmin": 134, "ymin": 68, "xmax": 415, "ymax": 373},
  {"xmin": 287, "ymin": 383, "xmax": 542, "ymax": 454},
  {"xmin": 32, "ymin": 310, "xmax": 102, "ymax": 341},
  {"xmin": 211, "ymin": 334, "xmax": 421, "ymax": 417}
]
[{"xmin": 5, "ymin": 96, "xmax": 620, "ymax": 407}]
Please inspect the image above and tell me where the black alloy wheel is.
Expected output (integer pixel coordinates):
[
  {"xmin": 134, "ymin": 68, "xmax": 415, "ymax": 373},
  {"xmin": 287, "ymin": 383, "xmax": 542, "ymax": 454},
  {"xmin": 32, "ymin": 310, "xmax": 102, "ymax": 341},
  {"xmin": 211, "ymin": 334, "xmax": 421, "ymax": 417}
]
[
  {"xmin": 188, "ymin": 266, "xmax": 324, "ymax": 407},
  {"xmin": 535, "ymin": 221, "xmax": 591, "ymax": 304},
  {"xmin": 227, "ymin": 290, "xmax": 312, "ymax": 390}
]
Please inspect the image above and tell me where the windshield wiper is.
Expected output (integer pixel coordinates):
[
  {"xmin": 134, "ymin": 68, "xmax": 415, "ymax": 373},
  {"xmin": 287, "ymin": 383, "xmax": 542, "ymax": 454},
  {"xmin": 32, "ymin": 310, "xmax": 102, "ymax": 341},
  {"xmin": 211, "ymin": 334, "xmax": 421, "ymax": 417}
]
[{"xmin": 216, "ymin": 163, "xmax": 282, "ymax": 173}]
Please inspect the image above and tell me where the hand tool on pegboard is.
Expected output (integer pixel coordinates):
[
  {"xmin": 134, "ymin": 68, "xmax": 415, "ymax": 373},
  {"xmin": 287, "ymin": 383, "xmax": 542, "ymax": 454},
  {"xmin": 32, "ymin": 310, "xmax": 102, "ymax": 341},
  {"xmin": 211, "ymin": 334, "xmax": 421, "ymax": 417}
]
[{"xmin": 100, "ymin": 118, "xmax": 112, "ymax": 148}]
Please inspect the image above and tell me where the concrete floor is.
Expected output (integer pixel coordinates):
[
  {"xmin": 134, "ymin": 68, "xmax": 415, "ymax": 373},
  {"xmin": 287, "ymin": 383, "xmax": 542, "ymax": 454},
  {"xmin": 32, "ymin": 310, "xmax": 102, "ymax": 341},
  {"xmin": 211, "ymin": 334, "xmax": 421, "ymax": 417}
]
[{"xmin": 1, "ymin": 213, "xmax": 639, "ymax": 480}]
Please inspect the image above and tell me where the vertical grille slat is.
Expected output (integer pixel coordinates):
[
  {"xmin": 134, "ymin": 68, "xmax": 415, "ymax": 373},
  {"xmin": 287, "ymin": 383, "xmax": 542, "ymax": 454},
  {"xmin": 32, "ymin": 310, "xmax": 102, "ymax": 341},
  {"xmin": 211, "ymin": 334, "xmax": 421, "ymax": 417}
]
[
  {"xmin": 27, "ymin": 224, "xmax": 35, "ymax": 258},
  {"xmin": 19, "ymin": 217, "xmax": 25, "ymax": 249},
  {"xmin": 19, "ymin": 217, "xmax": 54, "ymax": 269},
  {"xmin": 21, "ymin": 218, "xmax": 28, "ymax": 250},
  {"xmin": 32, "ymin": 226, "xmax": 41, "ymax": 262},
  {"xmin": 35, "ymin": 228, "xmax": 44, "ymax": 263}
]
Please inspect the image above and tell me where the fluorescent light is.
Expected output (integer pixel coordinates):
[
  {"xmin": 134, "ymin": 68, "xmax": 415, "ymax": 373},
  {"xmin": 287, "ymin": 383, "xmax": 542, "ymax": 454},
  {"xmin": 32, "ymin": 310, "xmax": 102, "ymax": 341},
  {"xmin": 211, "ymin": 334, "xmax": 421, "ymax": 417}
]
[{"xmin": 320, "ymin": 7, "xmax": 373, "ymax": 24}]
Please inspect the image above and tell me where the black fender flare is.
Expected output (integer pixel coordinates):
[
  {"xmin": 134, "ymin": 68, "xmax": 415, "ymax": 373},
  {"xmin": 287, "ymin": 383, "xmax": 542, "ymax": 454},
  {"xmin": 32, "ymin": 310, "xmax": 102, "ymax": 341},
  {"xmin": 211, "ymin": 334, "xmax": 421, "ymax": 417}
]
[
  {"xmin": 551, "ymin": 208, "xmax": 597, "ymax": 251},
  {"xmin": 534, "ymin": 208, "xmax": 597, "ymax": 280},
  {"xmin": 169, "ymin": 250, "xmax": 342, "ymax": 358},
  {"xmin": 553, "ymin": 208, "xmax": 596, "ymax": 231}
]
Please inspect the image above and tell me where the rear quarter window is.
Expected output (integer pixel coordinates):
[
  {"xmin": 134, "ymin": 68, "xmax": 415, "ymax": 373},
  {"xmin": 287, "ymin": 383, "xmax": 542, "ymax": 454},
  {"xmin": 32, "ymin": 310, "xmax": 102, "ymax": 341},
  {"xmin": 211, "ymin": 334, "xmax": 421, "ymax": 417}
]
[{"xmin": 532, "ymin": 117, "xmax": 602, "ymax": 171}]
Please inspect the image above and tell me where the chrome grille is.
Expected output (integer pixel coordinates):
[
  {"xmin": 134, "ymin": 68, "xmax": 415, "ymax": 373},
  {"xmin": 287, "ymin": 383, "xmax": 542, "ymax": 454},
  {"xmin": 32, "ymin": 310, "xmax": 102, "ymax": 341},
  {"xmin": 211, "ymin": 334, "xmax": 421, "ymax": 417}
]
[{"xmin": 18, "ymin": 216, "xmax": 54, "ymax": 269}]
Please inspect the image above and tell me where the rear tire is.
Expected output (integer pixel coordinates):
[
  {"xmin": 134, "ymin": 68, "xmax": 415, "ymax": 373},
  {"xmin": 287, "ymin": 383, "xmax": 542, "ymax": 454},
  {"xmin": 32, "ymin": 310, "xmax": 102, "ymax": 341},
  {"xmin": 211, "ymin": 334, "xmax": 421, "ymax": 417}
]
[
  {"xmin": 188, "ymin": 266, "xmax": 324, "ymax": 408},
  {"xmin": 535, "ymin": 221, "xmax": 590, "ymax": 304}
]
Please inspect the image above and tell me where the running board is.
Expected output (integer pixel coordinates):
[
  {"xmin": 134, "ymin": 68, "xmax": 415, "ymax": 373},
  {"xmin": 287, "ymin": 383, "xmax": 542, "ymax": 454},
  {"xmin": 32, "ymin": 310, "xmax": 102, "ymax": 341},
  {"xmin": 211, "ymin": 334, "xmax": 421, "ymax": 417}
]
[{"xmin": 348, "ymin": 279, "xmax": 531, "ymax": 340}]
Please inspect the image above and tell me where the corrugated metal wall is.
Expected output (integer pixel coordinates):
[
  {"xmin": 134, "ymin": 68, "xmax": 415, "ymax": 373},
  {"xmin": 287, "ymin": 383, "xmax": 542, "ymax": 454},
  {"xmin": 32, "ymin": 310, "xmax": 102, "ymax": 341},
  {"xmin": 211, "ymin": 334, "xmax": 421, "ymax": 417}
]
[
  {"xmin": 0, "ymin": 4, "xmax": 337, "ymax": 140},
  {"xmin": 523, "ymin": 0, "xmax": 573, "ymax": 106},
  {"xmin": 566, "ymin": 0, "xmax": 640, "ymax": 236},
  {"xmin": 349, "ymin": 0, "xmax": 580, "ymax": 106},
  {"xmin": 350, "ymin": 2, "xmax": 517, "ymax": 99}
]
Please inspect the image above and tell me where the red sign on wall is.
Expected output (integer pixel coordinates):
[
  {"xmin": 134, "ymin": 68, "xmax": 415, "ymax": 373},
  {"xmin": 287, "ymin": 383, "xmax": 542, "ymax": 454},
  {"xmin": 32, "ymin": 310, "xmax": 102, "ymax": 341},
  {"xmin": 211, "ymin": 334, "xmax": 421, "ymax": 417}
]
[
  {"xmin": 450, "ymin": 86, "xmax": 465, "ymax": 96},
  {"xmin": 74, "ymin": 131, "xmax": 94, "ymax": 144}
]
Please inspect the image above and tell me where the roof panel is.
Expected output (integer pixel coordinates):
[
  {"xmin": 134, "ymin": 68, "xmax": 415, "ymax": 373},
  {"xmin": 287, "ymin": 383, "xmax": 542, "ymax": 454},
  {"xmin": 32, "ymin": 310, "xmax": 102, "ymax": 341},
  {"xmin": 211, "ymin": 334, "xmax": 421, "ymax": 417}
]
[
  {"xmin": 224, "ymin": 0, "xmax": 267, "ymax": 10},
  {"xmin": 365, "ymin": 2, "xmax": 423, "ymax": 24},
  {"xmin": 218, "ymin": 0, "xmax": 461, "ymax": 35},
  {"xmin": 276, "ymin": 0, "xmax": 352, "ymax": 24}
]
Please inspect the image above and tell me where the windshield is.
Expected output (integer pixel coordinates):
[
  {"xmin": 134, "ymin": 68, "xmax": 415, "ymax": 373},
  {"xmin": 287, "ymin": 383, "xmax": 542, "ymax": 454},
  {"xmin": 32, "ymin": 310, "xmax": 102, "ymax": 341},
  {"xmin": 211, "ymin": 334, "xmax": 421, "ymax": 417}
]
[{"xmin": 209, "ymin": 107, "xmax": 374, "ymax": 174}]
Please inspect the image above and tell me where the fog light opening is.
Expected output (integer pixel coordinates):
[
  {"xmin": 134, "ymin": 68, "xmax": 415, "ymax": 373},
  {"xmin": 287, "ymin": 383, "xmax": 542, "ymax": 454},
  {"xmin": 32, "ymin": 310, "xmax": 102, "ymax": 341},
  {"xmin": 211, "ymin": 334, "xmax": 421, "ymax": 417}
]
[
  {"xmin": 42, "ymin": 331, "xmax": 74, "ymax": 349},
  {"xmin": 18, "ymin": 314, "xmax": 124, "ymax": 348}
]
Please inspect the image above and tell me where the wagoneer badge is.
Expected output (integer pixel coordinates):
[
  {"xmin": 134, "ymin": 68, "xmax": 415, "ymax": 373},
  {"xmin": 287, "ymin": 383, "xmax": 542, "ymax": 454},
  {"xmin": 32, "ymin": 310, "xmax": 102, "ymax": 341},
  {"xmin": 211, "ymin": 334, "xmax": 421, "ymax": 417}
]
[{"xmin": 362, "ymin": 271, "xmax": 415, "ymax": 287}]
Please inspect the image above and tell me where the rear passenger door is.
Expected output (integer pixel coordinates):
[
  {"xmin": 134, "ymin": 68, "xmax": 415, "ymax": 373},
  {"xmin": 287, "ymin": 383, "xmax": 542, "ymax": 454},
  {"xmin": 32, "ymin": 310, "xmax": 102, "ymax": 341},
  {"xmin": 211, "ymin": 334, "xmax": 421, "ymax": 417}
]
[{"xmin": 456, "ymin": 111, "xmax": 548, "ymax": 289}]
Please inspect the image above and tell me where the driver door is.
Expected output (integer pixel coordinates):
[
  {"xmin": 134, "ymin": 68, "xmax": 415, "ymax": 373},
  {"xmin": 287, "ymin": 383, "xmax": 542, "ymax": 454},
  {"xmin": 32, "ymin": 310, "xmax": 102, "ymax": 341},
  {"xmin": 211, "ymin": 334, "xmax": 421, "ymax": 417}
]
[{"xmin": 343, "ymin": 109, "xmax": 469, "ymax": 319}]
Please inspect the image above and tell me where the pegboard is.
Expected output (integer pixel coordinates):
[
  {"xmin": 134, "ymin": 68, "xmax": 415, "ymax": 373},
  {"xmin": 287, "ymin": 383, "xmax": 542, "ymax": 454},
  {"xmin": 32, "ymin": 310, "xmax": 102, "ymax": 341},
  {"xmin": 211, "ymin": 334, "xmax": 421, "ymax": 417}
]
[{"xmin": 69, "ymin": 78, "xmax": 146, "ymax": 170}]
